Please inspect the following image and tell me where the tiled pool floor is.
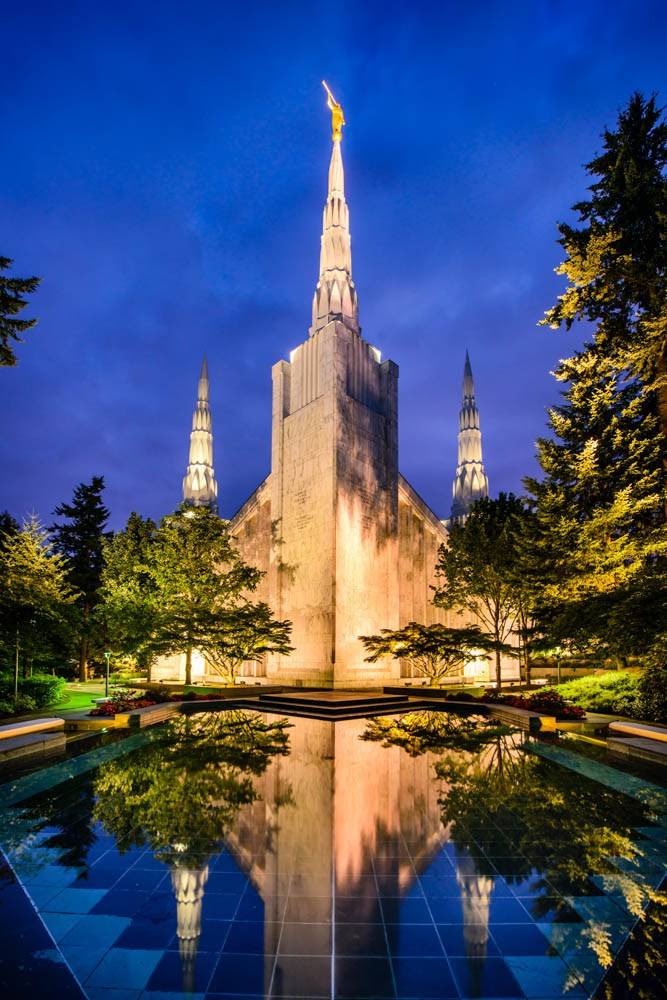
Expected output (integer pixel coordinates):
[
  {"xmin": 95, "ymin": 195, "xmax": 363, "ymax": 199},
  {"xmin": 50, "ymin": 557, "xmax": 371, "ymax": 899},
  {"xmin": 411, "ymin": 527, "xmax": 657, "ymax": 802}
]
[{"xmin": 0, "ymin": 710, "xmax": 666, "ymax": 999}]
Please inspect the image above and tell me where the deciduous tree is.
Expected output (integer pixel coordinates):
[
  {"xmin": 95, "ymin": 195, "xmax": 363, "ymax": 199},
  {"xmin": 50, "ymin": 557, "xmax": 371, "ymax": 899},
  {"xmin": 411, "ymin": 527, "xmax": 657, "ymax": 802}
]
[
  {"xmin": 359, "ymin": 622, "xmax": 500, "ymax": 687},
  {"xmin": 434, "ymin": 494, "xmax": 525, "ymax": 688}
]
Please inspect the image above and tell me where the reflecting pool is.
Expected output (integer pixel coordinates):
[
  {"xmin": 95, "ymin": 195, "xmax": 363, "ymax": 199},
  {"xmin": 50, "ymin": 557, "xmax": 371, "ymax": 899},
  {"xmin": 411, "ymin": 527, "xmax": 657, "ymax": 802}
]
[{"xmin": 1, "ymin": 708, "xmax": 666, "ymax": 999}]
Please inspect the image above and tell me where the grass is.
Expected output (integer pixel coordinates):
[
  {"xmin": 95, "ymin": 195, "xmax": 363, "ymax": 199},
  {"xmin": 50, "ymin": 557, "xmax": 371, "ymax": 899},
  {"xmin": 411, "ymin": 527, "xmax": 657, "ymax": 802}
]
[{"xmin": 554, "ymin": 670, "xmax": 640, "ymax": 715}]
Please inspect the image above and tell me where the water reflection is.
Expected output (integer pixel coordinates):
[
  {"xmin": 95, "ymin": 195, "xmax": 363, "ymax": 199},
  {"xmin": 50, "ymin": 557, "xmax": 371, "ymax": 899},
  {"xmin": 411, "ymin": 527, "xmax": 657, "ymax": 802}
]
[{"xmin": 4, "ymin": 708, "xmax": 666, "ymax": 999}]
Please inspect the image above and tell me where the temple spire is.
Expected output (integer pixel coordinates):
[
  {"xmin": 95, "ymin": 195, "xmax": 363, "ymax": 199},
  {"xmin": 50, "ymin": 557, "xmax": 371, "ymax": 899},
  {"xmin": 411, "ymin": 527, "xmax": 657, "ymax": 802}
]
[
  {"xmin": 450, "ymin": 351, "xmax": 489, "ymax": 522},
  {"xmin": 310, "ymin": 83, "xmax": 359, "ymax": 335},
  {"xmin": 182, "ymin": 356, "xmax": 218, "ymax": 508}
]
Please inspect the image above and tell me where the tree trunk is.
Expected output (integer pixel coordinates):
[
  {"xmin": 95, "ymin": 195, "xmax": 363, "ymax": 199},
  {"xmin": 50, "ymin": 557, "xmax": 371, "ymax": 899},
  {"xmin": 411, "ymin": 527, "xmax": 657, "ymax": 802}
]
[
  {"xmin": 78, "ymin": 637, "xmax": 89, "ymax": 682},
  {"xmin": 185, "ymin": 646, "xmax": 192, "ymax": 687},
  {"xmin": 146, "ymin": 657, "xmax": 152, "ymax": 684},
  {"xmin": 495, "ymin": 647, "xmax": 502, "ymax": 689},
  {"xmin": 525, "ymin": 647, "xmax": 532, "ymax": 689}
]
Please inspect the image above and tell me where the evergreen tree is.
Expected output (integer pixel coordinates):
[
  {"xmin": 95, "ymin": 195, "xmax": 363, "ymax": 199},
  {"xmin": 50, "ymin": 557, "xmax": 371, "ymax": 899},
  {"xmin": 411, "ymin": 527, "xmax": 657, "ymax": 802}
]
[
  {"xmin": 51, "ymin": 476, "xmax": 111, "ymax": 680},
  {"xmin": 0, "ymin": 511, "xmax": 20, "ymax": 550},
  {"xmin": 0, "ymin": 517, "xmax": 77, "ymax": 680},
  {"xmin": 542, "ymin": 93, "xmax": 667, "ymax": 446},
  {"xmin": 434, "ymin": 494, "xmax": 524, "ymax": 688},
  {"xmin": 0, "ymin": 256, "xmax": 40, "ymax": 366},
  {"xmin": 530, "ymin": 93, "xmax": 667, "ymax": 659}
]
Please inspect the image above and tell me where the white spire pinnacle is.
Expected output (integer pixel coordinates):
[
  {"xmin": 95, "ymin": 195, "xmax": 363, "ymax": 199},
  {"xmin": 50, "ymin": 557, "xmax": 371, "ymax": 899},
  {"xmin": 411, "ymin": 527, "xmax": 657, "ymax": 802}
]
[
  {"xmin": 310, "ymin": 107, "xmax": 359, "ymax": 335},
  {"xmin": 182, "ymin": 356, "xmax": 218, "ymax": 508},
  {"xmin": 450, "ymin": 351, "xmax": 489, "ymax": 522}
]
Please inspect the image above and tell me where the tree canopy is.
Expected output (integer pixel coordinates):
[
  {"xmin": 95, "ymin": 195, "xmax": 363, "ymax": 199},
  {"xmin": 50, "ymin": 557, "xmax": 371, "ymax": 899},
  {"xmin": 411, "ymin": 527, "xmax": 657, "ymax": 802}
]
[
  {"xmin": 528, "ymin": 92, "xmax": 667, "ymax": 664},
  {"xmin": 434, "ymin": 494, "xmax": 526, "ymax": 687},
  {"xmin": 359, "ymin": 622, "xmax": 501, "ymax": 687},
  {"xmin": 0, "ymin": 516, "xmax": 77, "ymax": 678},
  {"xmin": 100, "ymin": 505, "xmax": 292, "ymax": 684}
]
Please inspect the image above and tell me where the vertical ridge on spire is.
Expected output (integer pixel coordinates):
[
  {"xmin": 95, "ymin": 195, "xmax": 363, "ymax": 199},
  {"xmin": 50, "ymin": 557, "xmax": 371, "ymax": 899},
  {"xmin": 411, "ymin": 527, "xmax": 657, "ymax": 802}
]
[
  {"xmin": 183, "ymin": 356, "xmax": 218, "ymax": 509},
  {"xmin": 311, "ymin": 85, "xmax": 359, "ymax": 335},
  {"xmin": 450, "ymin": 352, "xmax": 489, "ymax": 523}
]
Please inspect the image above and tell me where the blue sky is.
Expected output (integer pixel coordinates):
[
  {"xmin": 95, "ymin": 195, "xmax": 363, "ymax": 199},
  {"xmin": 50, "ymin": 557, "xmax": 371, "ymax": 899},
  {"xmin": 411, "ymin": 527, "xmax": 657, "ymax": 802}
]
[{"xmin": 2, "ymin": 0, "xmax": 666, "ymax": 527}]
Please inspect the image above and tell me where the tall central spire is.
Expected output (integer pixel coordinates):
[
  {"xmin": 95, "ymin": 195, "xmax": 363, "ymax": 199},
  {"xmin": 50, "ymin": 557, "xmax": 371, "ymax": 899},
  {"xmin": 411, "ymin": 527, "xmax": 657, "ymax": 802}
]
[
  {"xmin": 450, "ymin": 351, "xmax": 489, "ymax": 522},
  {"xmin": 182, "ymin": 357, "xmax": 218, "ymax": 508},
  {"xmin": 310, "ymin": 83, "xmax": 359, "ymax": 335}
]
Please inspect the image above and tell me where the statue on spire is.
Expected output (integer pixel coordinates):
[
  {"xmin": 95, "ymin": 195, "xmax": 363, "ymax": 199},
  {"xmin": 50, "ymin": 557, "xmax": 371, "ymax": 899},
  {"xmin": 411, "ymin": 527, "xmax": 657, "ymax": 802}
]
[{"xmin": 322, "ymin": 80, "xmax": 345, "ymax": 141}]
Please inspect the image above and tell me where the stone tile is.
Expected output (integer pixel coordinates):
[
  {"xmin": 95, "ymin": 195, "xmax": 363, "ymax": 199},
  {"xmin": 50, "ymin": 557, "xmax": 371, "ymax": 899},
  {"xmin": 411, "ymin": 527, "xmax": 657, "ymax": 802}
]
[
  {"xmin": 44, "ymin": 887, "xmax": 107, "ymax": 914},
  {"xmin": 207, "ymin": 952, "xmax": 267, "ymax": 994},
  {"xmin": 385, "ymin": 922, "xmax": 443, "ymax": 956},
  {"xmin": 280, "ymin": 920, "xmax": 332, "ymax": 955},
  {"xmin": 505, "ymin": 954, "xmax": 586, "ymax": 997},
  {"xmin": 86, "ymin": 947, "xmax": 163, "ymax": 990},
  {"xmin": 61, "ymin": 914, "xmax": 131, "ymax": 951},
  {"xmin": 491, "ymin": 922, "xmax": 553, "ymax": 956},
  {"xmin": 334, "ymin": 922, "xmax": 386, "ymax": 956},
  {"xmin": 436, "ymin": 922, "xmax": 500, "ymax": 957},
  {"xmin": 59, "ymin": 944, "xmax": 108, "ymax": 982},
  {"xmin": 41, "ymin": 911, "xmax": 82, "ymax": 942},
  {"xmin": 448, "ymin": 955, "xmax": 523, "ymax": 997},
  {"xmin": 393, "ymin": 955, "xmax": 459, "ymax": 998},
  {"xmin": 334, "ymin": 955, "xmax": 394, "ymax": 998},
  {"xmin": 145, "ymin": 949, "xmax": 218, "ymax": 992}
]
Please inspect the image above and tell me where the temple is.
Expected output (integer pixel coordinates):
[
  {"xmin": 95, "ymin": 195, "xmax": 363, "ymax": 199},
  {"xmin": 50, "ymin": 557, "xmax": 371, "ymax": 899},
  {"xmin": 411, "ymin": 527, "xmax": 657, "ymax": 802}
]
[
  {"xmin": 182, "ymin": 356, "xmax": 218, "ymax": 508},
  {"xmin": 227, "ymin": 87, "xmax": 451, "ymax": 688},
  {"xmin": 450, "ymin": 351, "xmax": 489, "ymax": 523},
  {"xmin": 157, "ymin": 88, "xmax": 516, "ymax": 688}
]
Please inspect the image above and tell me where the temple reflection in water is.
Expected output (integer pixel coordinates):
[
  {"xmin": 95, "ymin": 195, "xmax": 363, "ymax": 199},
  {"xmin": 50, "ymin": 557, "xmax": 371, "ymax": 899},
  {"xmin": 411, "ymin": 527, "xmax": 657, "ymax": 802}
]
[{"xmin": 167, "ymin": 715, "xmax": 495, "ymax": 997}]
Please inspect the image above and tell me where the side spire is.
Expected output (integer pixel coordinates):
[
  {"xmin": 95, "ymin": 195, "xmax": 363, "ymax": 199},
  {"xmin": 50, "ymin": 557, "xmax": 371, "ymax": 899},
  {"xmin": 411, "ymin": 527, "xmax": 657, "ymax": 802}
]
[
  {"xmin": 182, "ymin": 356, "xmax": 218, "ymax": 509},
  {"xmin": 310, "ymin": 82, "xmax": 359, "ymax": 335},
  {"xmin": 450, "ymin": 351, "xmax": 489, "ymax": 522}
]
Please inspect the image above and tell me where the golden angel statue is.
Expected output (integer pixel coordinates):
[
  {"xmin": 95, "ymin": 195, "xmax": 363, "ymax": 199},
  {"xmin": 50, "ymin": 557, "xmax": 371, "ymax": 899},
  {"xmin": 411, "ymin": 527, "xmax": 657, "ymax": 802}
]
[{"xmin": 322, "ymin": 80, "xmax": 345, "ymax": 141}]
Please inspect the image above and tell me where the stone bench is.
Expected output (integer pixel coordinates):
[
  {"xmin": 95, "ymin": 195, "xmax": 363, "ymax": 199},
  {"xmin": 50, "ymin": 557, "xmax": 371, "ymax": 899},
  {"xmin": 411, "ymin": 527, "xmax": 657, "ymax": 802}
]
[
  {"xmin": 608, "ymin": 736, "xmax": 667, "ymax": 766},
  {"xmin": 487, "ymin": 704, "xmax": 556, "ymax": 734},
  {"xmin": 0, "ymin": 730, "xmax": 66, "ymax": 764},
  {"xmin": 0, "ymin": 717, "xmax": 65, "ymax": 740},
  {"xmin": 114, "ymin": 701, "xmax": 180, "ymax": 729},
  {"xmin": 608, "ymin": 720, "xmax": 667, "ymax": 743}
]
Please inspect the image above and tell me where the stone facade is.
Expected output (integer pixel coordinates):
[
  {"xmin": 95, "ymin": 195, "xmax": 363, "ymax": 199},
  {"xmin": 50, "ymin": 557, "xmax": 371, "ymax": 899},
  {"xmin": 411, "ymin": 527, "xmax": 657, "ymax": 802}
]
[{"xmin": 156, "ymin": 105, "xmax": 518, "ymax": 688}]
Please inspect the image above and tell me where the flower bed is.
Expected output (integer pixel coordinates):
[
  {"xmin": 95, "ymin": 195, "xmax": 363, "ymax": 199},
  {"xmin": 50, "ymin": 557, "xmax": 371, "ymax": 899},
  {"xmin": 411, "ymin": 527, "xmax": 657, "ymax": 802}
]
[
  {"xmin": 443, "ymin": 686, "xmax": 585, "ymax": 720},
  {"xmin": 89, "ymin": 688, "xmax": 228, "ymax": 716}
]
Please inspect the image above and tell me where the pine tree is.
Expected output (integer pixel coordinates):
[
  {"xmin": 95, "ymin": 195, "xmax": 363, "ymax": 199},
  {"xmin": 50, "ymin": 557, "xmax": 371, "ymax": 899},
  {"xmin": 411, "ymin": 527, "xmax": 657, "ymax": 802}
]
[
  {"xmin": 0, "ymin": 257, "xmax": 40, "ymax": 366},
  {"xmin": 0, "ymin": 517, "xmax": 77, "ymax": 680},
  {"xmin": 530, "ymin": 93, "xmax": 667, "ymax": 659},
  {"xmin": 542, "ymin": 93, "xmax": 667, "ymax": 445},
  {"xmin": 51, "ymin": 476, "xmax": 111, "ymax": 680}
]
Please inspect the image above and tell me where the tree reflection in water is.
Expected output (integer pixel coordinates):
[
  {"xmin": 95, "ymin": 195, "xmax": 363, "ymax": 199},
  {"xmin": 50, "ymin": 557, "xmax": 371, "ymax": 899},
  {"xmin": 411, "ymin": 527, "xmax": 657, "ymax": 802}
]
[
  {"xmin": 362, "ymin": 711, "xmax": 666, "ymax": 988},
  {"xmin": 93, "ymin": 710, "xmax": 291, "ymax": 993}
]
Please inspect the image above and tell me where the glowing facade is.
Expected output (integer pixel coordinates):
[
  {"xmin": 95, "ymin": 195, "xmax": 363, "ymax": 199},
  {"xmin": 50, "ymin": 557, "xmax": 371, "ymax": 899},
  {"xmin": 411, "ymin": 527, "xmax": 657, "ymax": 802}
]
[
  {"xmin": 450, "ymin": 351, "xmax": 489, "ymax": 522},
  {"xmin": 182, "ymin": 357, "xmax": 218, "ymax": 508}
]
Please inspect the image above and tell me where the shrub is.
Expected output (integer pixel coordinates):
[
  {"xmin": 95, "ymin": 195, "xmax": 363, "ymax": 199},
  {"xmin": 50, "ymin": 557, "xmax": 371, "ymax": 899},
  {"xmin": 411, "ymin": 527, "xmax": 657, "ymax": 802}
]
[
  {"xmin": 0, "ymin": 694, "xmax": 38, "ymax": 717},
  {"xmin": 0, "ymin": 673, "xmax": 66, "ymax": 709},
  {"xmin": 637, "ymin": 666, "xmax": 667, "ymax": 724},
  {"xmin": 554, "ymin": 672, "xmax": 640, "ymax": 716}
]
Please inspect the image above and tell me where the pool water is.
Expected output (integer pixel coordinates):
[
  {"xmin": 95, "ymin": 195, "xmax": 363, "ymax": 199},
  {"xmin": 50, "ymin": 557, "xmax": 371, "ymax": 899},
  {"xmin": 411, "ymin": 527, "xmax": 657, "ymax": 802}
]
[{"xmin": 0, "ymin": 708, "xmax": 666, "ymax": 999}]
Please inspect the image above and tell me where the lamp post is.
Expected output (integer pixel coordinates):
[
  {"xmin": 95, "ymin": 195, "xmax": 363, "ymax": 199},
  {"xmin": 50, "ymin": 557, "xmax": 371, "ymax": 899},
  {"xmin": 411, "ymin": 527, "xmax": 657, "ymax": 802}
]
[{"xmin": 103, "ymin": 649, "xmax": 112, "ymax": 698}]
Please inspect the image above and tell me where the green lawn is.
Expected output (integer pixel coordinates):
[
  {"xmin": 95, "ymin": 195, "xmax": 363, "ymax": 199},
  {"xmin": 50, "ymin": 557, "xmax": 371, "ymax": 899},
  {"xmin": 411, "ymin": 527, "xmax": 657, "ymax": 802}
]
[{"xmin": 50, "ymin": 682, "xmax": 104, "ymax": 712}]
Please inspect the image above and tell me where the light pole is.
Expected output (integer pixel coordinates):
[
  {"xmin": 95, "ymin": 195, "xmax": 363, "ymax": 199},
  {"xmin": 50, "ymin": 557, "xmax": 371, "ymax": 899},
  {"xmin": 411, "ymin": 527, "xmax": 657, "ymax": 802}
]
[{"xmin": 103, "ymin": 649, "xmax": 112, "ymax": 698}]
